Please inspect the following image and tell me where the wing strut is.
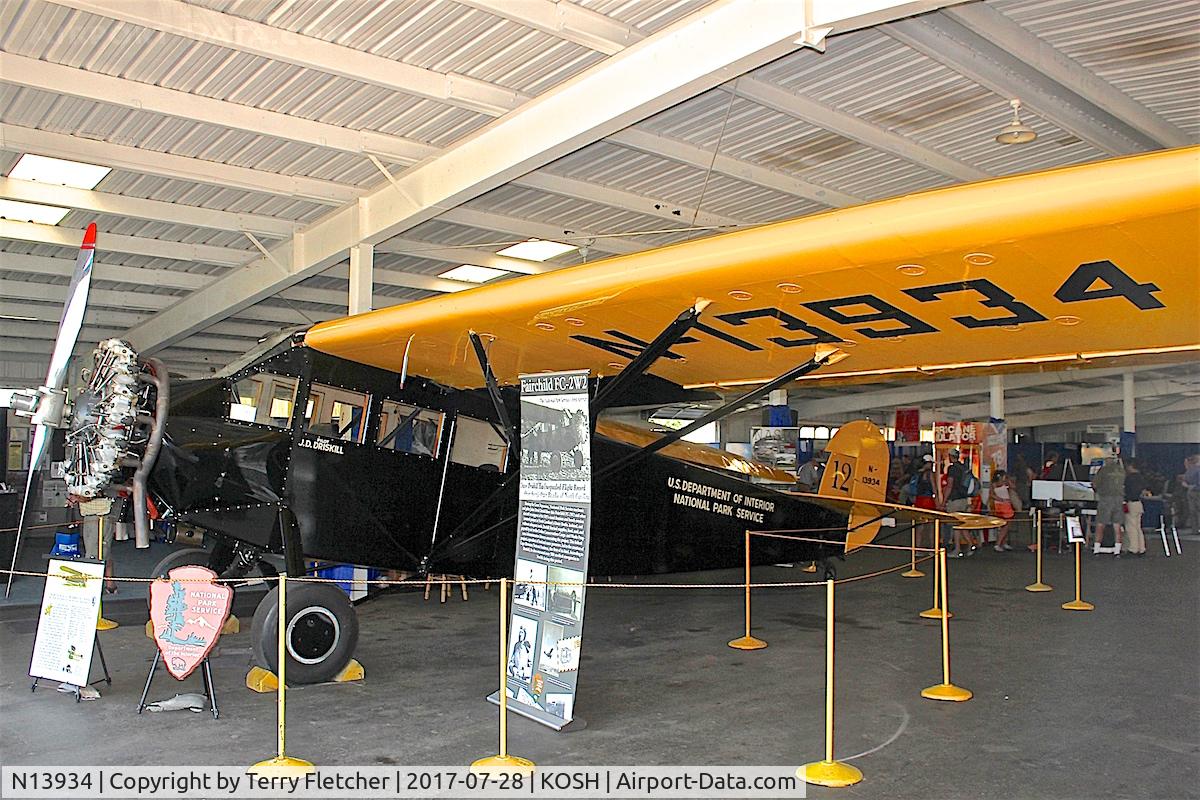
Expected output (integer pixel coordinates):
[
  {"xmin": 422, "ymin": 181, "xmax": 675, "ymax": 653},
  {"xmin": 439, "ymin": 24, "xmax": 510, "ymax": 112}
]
[
  {"xmin": 592, "ymin": 300, "xmax": 711, "ymax": 413},
  {"xmin": 596, "ymin": 345, "xmax": 847, "ymax": 480},
  {"xmin": 468, "ymin": 331, "xmax": 515, "ymax": 445}
]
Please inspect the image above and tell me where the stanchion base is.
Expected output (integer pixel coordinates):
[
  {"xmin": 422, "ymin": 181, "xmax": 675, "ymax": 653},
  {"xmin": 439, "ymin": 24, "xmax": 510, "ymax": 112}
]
[
  {"xmin": 919, "ymin": 608, "xmax": 953, "ymax": 619},
  {"xmin": 1061, "ymin": 600, "xmax": 1094, "ymax": 611},
  {"xmin": 1025, "ymin": 582, "xmax": 1053, "ymax": 592},
  {"xmin": 248, "ymin": 756, "xmax": 315, "ymax": 776},
  {"xmin": 901, "ymin": 569, "xmax": 925, "ymax": 578},
  {"xmin": 801, "ymin": 563, "xmax": 818, "ymax": 573},
  {"xmin": 471, "ymin": 755, "xmax": 535, "ymax": 775},
  {"xmin": 727, "ymin": 635, "xmax": 768, "ymax": 651},
  {"xmin": 96, "ymin": 617, "xmax": 119, "ymax": 631},
  {"xmin": 921, "ymin": 683, "xmax": 973, "ymax": 702},
  {"xmin": 798, "ymin": 760, "xmax": 863, "ymax": 787}
]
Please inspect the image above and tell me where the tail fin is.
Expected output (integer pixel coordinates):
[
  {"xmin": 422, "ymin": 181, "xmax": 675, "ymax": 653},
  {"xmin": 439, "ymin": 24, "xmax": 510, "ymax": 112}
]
[{"xmin": 818, "ymin": 420, "xmax": 889, "ymax": 553}]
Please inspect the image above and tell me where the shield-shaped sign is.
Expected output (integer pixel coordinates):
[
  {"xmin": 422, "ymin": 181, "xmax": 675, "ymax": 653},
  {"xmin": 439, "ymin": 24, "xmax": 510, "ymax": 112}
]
[{"xmin": 148, "ymin": 565, "xmax": 233, "ymax": 680}]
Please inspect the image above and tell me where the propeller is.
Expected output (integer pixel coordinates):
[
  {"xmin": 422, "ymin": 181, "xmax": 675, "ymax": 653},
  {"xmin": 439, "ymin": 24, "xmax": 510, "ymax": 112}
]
[{"xmin": 5, "ymin": 223, "xmax": 97, "ymax": 598}]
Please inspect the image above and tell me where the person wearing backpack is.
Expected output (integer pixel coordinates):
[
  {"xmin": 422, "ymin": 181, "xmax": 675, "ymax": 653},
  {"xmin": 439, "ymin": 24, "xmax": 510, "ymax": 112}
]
[{"xmin": 945, "ymin": 448, "xmax": 979, "ymax": 556}]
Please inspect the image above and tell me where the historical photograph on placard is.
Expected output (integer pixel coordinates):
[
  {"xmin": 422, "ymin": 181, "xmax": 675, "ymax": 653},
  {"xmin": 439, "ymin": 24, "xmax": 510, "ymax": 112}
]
[
  {"xmin": 506, "ymin": 614, "xmax": 538, "ymax": 682},
  {"xmin": 546, "ymin": 565, "xmax": 585, "ymax": 623},
  {"xmin": 519, "ymin": 373, "xmax": 591, "ymax": 503},
  {"xmin": 544, "ymin": 692, "xmax": 574, "ymax": 721},
  {"xmin": 513, "ymin": 558, "xmax": 547, "ymax": 612},
  {"xmin": 537, "ymin": 621, "xmax": 566, "ymax": 674}
]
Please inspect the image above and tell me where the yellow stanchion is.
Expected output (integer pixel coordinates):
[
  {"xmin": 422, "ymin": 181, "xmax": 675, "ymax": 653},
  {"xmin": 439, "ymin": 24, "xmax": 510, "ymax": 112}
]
[
  {"xmin": 921, "ymin": 548, "xmax": 972, "ymax": 702},
  {"xmin": 95, "ymin": 516, "xmax": 118, "ymax": 631},
  {"xmin": 472, "ymin": 578, "xmax": 535, "ymax": 774},
  {"xmin": 729, "ymin": 531, "xmax": 768, "ymax": 650},
  {"xmin": 919, "ymin": 522, "xmax": 952, "ymax": 619},
  {"xmin": 249, "ymin": 573, "xmax": 315, "ymax": 776},
  {"xmin": 1026, "ymin": 508, "xmax": 1052, "ymax": 592},
  {"xmin": 1061, "ymin": 541, "xmax": 1094, "ymax": 611},
  {"xmin": 799, "ymin": 579, "xmax": 863, "ymax": 787},
  {"xmin": 901, "ymin": 526, "xmax": 924, "ymax": 578}
]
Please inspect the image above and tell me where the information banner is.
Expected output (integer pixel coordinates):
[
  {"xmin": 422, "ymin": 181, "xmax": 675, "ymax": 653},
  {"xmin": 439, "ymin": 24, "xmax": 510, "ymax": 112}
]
[
  {"xmin": 894, "ymin": 408, "xmax": 921, "ymax": 445},
  {"xmin": 497, "ymin": 369, "xmax": 592, "ymax": 730},
  {"xmin": 29, "ymin": 558, "xmax": 104, "ymax": 686}
]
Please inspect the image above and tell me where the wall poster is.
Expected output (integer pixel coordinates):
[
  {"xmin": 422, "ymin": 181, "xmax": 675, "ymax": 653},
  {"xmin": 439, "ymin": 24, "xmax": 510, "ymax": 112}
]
[
  {"xmin": 491, "ymin": 369, "xmax": 591, "ymax": 730},
  {"xmin": 29, "ymin": 558, "xmax": 104, "ymax": 687}
]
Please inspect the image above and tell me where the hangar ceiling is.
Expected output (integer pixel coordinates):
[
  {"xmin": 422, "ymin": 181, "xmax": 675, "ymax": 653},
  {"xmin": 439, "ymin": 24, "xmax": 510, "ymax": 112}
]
[{"xmin": 1, "ymin": 0, "xmax": 1197, "ymax": 431}]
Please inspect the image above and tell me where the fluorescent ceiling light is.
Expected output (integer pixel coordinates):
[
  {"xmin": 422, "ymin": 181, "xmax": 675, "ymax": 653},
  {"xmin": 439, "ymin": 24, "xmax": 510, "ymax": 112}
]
[
  {"xmin": 10, "ymin": 153, "xmax": 112, "ymax": 189},
  {"xmin": 0, "ymin": 199, "xmax": 70, "ymax": 225},
  {"xmin": 0, "ymin": 313, "xmax": 41, "ymax": 321},
  {"xmin": 439, "ymin": 264, "xmax": 509, "ymax": 283},
  {"xmin": 496, "ymin": 239, "xmax": 577, "ymax": 261}
]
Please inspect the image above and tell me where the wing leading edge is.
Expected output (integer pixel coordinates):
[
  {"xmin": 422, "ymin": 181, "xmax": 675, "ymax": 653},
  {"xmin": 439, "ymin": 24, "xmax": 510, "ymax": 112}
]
[{"xmin": 305, "ymin": 147, "xmax": 1199, "ymax": 389}]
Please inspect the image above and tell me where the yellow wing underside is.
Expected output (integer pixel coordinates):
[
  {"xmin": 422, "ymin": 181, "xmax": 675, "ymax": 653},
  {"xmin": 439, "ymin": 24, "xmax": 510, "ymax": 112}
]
[{"xmin": 306, "ymin": 148, "xmax": 1200, "ymax": 390}]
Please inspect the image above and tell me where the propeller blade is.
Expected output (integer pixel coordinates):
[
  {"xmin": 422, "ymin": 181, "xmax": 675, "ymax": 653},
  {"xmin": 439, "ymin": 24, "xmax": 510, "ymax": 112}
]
[
  {"xmin": 45, "ymin": 223, "xmax": 97, "ymax": 392},
  {"xmin": 4, "ymin": 425, "xmax": 50, "ymax": 598},
  {"xmin": 5, "ymin": 224, "xmax": 97, "ymax": 598}
]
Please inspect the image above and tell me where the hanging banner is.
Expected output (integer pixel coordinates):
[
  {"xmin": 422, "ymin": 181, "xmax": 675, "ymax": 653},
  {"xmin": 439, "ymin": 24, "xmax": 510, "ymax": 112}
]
[
  {"xmin": 29, "ymin": 558, "xmax": 104, "ymax": 687},
  {"xmin": 894, "ymin": 408, "xmax": 921, "ymax": 445},
  {"xmin": 491, "ymin": 370, "xmax": 592, "ymax": 730},
  {"xmin": 148, "ymin": 565, "xmax": 233, "ymax": 680}
]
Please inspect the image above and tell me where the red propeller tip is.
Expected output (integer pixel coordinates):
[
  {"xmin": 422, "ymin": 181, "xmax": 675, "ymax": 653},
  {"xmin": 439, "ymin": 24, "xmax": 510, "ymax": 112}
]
[{"xmin": 82, "ymin": 223, "xmax": 97, "ymax": 248}]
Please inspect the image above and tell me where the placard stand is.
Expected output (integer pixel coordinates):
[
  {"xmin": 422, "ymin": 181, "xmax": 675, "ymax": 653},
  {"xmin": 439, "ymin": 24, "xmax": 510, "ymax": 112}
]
[
  {"xmin": 136, "ymin": 650, "xmax": 219, "ymax": 719},
  {"xmin": 31, "ymin": 634, "xmax": 111, "ymax": 702}
]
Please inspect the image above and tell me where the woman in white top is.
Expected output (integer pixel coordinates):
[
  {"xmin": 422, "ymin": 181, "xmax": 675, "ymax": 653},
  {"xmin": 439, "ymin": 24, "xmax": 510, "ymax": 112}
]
[{"xmin": 990, "ymin": 470, "xmax": 1016, "ymax": 551}]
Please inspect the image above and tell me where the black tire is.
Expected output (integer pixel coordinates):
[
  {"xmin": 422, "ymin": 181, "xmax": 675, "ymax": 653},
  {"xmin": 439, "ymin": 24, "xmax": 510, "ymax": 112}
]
[
  {"xmin": 148, "ymin": 547, "xmax": 212, "ymax": 579},
  {"xmin": 251, "ymin": 582, "xmax": 359, "ymax": 684}
]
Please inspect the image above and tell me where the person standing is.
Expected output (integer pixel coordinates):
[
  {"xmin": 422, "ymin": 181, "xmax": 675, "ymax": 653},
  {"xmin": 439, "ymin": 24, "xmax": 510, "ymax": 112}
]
[
  {"xmin": 1183, "ymin": 455, "xmax": 1200, "ymax": 533},
  {"xmin": 1123, "ymin": 459, "xmax": 1149, "ymax": 556},
  {"xmin": 795, "ymin": 456, "xmax": 819, "ymax": 493},
  {"xmin": 1092, "ymin": 457, "xmax": 1126, "ymax": 556},
  {"xmin": 944, "ymin": 448, "xmax": 979, "ymax": 557},
  {"xmin": 990, "ymin": 470, "xmax": 1016, "ymax": 551}
]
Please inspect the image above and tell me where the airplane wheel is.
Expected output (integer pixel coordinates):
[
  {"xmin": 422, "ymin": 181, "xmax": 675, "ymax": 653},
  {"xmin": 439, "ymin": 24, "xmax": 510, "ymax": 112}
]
[
  {"xmin": 251, "ymin": 582, "xmax": 359, "ymax": 684},
  {"xmin": 148, "ymin": 547, "xmax": 215, "ymax": 579}
]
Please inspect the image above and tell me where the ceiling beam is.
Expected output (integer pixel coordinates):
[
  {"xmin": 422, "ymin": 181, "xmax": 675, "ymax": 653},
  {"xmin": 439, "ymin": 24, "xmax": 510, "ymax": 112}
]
[
  {"xmin": 0, "ymin": 338, "xmax": 222, "ymax": 372},
  {"xmin": 0, "ymin": 219, "xmax": 255, "ymax": 266},
  {"xmin": 0, "ymin": 124, "xmax": 356, "ymax": 205},
  {"xmin": 950, "ymin": 378, "xmax": 1179, "ymax": 420},
  {"xmin": 376, "ymin": 238, "xmax": 551, "ymax": 275},
  {"xmin": 126, "ymin": 0, "xmax": 865, "ymax": 352},
  {"xmin": 0, "ymin": 52, "xmax": 436, "ymax": 166},
  {"xmin": 455, "ymin": 0, "xmax": 638, "ymax": 55},
  {"xmin": 1012, "ymin": 397, "xmax": 1200, "ymax": 429},
  {"xmin": 0, "ymin": 299, "xmax": 272, "ymax": 341},
  {"xmin": 437, "ymin": 207, "xmax": 642, "ymax": 255},
  {"xmin": 0, "ymin": 177, "xmax": 296, "ymax": 238},
  {"xmin": 943, "ymin": 3, "xmax": 1188, "ymax": 149},
  {"xmin": 2, "ymin": 319, "xmax": 252, "ymax": 353},
  {"xmin": 608, "ymin": 128, "xmax": 862, "ymax": 208},
  {"xmin": 49, "ymin": 0, "xmax": 525, "ymax": 117},
  {"xmin": 883, "ymin": 11, "xmax": 1159, "ymax": 155}
]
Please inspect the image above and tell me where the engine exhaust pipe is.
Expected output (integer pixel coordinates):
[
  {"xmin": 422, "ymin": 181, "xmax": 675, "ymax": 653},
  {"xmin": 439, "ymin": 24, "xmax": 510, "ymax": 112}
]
[{"xmin": 132, "ymin": 358, "xmax": 169, "ymax": 549}]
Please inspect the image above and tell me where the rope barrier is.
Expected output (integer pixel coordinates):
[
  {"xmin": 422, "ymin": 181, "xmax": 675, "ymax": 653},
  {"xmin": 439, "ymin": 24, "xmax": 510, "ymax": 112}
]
[
  {"xmin": 750, "ymin": 530, "xmax": 940, "ymax": 553},
  {"xmin": 0, "ymin": 521, "xmax": 82, "ymax": 535}
]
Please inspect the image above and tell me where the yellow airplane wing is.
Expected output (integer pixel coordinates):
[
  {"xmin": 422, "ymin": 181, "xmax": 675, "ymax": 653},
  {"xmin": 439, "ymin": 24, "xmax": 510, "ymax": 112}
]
[
  {"xmin": 306, "ymin": 147, "xmax": 1199, "ymax": 389},
  {"xmin": 786, "ymin": 492, "xmax": 1006, "ymax": 530}
]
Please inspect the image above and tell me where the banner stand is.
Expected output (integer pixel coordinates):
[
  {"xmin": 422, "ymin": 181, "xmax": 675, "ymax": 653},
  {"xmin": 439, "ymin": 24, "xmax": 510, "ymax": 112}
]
[
  {"xmin": 1061, "ymin": 541, "xmax": 1095, "ymax": 612},
  {"xmin": 136, "ymin": 652, "xmax": 218, "ymax": 718}
]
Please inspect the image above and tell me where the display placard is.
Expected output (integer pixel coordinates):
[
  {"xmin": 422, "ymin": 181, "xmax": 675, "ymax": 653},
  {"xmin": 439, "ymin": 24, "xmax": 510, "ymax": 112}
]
[
  {"xmin": 1065, "ymin": 515, "xmax": 1086, "ymax": 543},
  {"xmin": 148, "ymin": 565, "xmax": 233, "ymax": 680},
  {"xmin": 29, "ymin": 558, "xmax": 104, "ymax": 687},
  {"xmin": 493, "ymin": 370, "xmax": 592, "ymax": 730}
]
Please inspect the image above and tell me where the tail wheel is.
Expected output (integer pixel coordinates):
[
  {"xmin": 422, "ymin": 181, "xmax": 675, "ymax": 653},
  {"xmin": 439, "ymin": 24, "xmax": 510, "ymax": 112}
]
[{"xmin": 251, "ymin": 581, "xmax": 359, "ymax": 684}]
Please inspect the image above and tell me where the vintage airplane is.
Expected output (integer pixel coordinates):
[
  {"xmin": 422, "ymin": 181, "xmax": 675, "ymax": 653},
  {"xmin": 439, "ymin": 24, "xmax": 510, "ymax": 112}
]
[{"xmin": 4, "ymin": 146, "xmax": 1196, "ymax": 685}]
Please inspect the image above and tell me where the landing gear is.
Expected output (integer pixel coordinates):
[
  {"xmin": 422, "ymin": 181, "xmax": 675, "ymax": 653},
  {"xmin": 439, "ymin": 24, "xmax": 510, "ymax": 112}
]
[
  {"xmin": 148, "ymin": 547, "xmax": 216, "ymax": 579},
  {"xmin": 250, "ymin": 582, "xmax": 359, "ymax": 685}
]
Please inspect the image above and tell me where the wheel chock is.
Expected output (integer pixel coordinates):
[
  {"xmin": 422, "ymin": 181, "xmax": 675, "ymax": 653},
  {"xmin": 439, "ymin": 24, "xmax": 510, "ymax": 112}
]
[
  {"xmin": 333, "ymin": 659, "xmax": 365, "ymax": 683},
  {"xmin": 246, "ymin": 666, "xmax": 283, "ymax": 693},
  {"xmin": 145, "ymin": 620, "xmax": 154, "ymax": 639},
  {"xmin": 97, "ymin": 617, "xmax": 119, "ymax": 631},
  {"xmin": 222, "ymin": 614, "xmax": 240, "ymax": 635}
]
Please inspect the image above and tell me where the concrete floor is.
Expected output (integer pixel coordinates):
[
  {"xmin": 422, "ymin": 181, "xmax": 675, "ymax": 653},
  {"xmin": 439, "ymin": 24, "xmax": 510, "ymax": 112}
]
[{"xmin": 1, "ymin": 542, "xmax": 1196, "ymax": 800}]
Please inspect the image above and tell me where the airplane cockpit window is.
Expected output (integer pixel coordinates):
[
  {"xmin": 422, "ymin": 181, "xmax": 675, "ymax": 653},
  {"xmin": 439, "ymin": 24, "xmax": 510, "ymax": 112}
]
[
  {"xmin": 449, "ymin": 415, "xmax": 509, "ymax": 471},
  {"xmin": 229, "ymin": 373, "xmax": 301, "ymax": 429},
  {"xmin": 303, "ymin": 383, "xmax": 368, "ymax": 444},
  {"xmin": 378, "ymin": 400, "xmax": 444, "ymax": 458}
]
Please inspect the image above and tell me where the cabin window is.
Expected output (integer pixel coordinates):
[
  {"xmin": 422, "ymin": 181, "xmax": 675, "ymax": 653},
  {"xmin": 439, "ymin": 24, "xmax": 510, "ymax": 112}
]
[
  {"xmin": 449, "ymin": 415, "xmax": 509, "ymax": 471},
  {"xmin": 303, "ymin": 383, "xmax": 368, "ymax": 444},
  {"xmin": 229, "ymin": 373, "xmax": 300, "ymax": 429},
  {"xmin": 378, "ymin": 400, "xmax": 444, "ymax": 457}
]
